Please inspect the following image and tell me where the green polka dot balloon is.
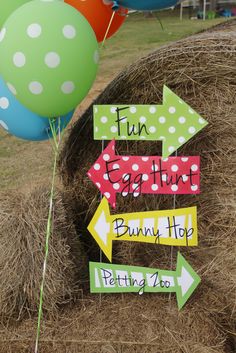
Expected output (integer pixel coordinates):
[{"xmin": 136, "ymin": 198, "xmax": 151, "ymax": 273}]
[{"xmin": 0, "ymin": 0, "xmax": 99, "ymax": 117}]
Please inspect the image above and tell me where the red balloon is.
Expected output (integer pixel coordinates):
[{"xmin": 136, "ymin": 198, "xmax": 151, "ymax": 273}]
[{"xmin": 65, "ymin": 0, "xmax": 127, "ymax": 43}]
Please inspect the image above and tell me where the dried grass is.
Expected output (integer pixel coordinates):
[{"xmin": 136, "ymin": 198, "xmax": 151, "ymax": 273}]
[
  {"xmin": 0, "ymin": 187, "xmax": 87, "ymax": 322},
  {"xmin": 0, "ymin": 295, "xmax": 229, "ymax": 353}
]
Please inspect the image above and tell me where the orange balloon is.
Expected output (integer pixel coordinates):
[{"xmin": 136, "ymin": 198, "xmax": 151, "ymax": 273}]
[{"xmin": 65, "ymin": 0, "xmax": 127, "ymax": 43}]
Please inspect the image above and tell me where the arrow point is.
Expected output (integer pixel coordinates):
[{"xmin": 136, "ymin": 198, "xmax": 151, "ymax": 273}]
[
  {"xmin": 175, "ymin": 252, "xmax": 201, "ymax": 310},
  {"xmin": 162, "ymin": 140, "xmax": 171, "ymax": 159},
  {"xmin": 161, "ymin": 87, "xmax": 208, "ymax": 157},
  {"xmin": 163, "ymin": 85, "xmax": 172, "ymax": 100},
  {"xmin": 87, "ymin": 197, "xmax": 113, "ymax": 262},
  {"xmin": 101, "ymin": 188, "xmax": 117, "ymax": 209},
  {"xmin": 99, "ymin": 139, "xmax": 116, "ymax": 161},
  {"xmin": 87, "ymin": 139, "xmax": 117, "ymax": 208},
  {"xmin": 177, "ymin": 266, "xmax": 194, "ymax": 296}
]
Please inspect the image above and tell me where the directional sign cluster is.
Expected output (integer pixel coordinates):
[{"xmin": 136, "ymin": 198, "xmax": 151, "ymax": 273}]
[{"xmin": 87, "ymin": 86, "xmax": 207, "ymax": 309}]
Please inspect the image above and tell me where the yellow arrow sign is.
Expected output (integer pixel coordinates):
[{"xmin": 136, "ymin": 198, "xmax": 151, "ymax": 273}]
[{"xmin": 88, "ymin": 198, "xmax": 198, "ymax": 262}]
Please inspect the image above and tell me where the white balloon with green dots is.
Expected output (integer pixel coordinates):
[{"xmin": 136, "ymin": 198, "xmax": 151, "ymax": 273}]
[{"xmin": 0, "ymin": 0, "xmax": 99, "ymax": 117}]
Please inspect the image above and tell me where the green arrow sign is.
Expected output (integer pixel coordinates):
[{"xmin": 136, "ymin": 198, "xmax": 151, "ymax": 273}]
[
  {"xmin": 93, "ymin": 86, "xmax": 208, "ymax": 158},
  {"xmin": 90, "ymin": 252, "xmax": 201, "ymax": 310}
]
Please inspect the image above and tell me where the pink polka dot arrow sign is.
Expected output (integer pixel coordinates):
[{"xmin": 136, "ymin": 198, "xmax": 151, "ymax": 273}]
[
  {"xmin": 87, "ymin": 140, "xmax": 200, "ymax": 208},
  {"xmin": 93, "ymin": 86, "xmax": 208, "ymax": 158},
  {"xmin": 88, "ymin": 197, "xmax": 198, "ymax": 262}
]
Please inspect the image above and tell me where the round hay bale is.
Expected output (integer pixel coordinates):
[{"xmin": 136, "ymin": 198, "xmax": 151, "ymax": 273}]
[
  {"xmin": 59, "ymin": 28, "xmax": 236, "ymax": 335},
  {"xmin": 0, "ymin": 295, "xmax": 229, "ymax": 353},
  {"xmin": 0, "ymin": 187, "xmax": 87, "ymax": 321}
]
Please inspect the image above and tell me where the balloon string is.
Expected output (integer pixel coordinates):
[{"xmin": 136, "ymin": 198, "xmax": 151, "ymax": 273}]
[
  {"xmin": 99, "ymin": 139, "xmax": 105, "ymax": 307},
  {"xmin": 154, "ymin": 13, "xmax": 164, "ymax": 31},
  {"xmin": 34, "ymin": 118, "xmax": 62, "ymax": 353},
  {"xmin": 169, "ymin": 150, "xmax": 177, "ymax": 304},
  {"xmin": 101, "ymin": 11, "xmax": 116, "ymax": 48},
  {"xmin": 98, "ymin": 9, "xmax": 116, "ymax": 306}
]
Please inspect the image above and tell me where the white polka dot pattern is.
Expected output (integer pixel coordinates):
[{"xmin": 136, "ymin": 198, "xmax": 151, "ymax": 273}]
[
  {"xmin": 44, "ymin": 52, "xmax": 60, "ymax": 68},
  {"xmin": 0, "ymin": 97, "xmax": 9, "ymax": 109},
  {"xmin": 27, "ymin": 23, "xmax": 42, "ymax": 38},
  {"xmin": 0, "ymin": 119, "xmax": 9, "ymax": 130},
  {"xmin": 0, "ymin": 28, "xmax": 6, "ymax": 42},
  {"xmin": 63, "ymin": 25, "xmax": 76, "ymax": 39},
  {"xmin": 13, "ymin": 52, "xmax": 26, "ymax": 68},
  {"xmin": 61, "ymin": 81, "xmax": 75, "ymax": 94},
  {"xmin": 29, "ymin": 81, "xmax": 43, "ymax": 95}
]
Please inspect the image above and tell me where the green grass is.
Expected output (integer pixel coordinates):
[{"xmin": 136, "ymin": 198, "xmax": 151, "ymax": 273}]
[
  {"xmin": 99, "ymin": 10, "xmax": 225, "ymax": 78},
  {"xmin": 0, "ymin": 10, "xmax": 226, "ymax": 191}
]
